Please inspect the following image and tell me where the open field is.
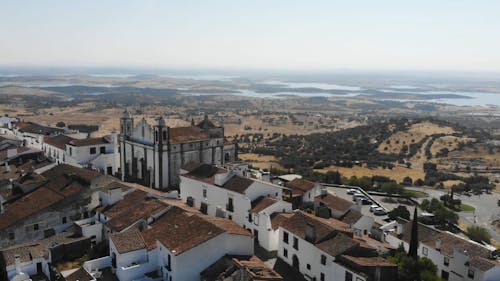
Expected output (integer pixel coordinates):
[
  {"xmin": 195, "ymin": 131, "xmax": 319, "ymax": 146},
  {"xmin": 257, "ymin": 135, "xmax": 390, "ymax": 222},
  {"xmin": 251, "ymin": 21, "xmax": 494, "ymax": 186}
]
[
  {"xmin": 430, "ymin": 135, "xmax": 476, "ymax": 156},
  {"xmin": 314, "ymin": 165, "xmax": 425, "ymax": 183},
  {"xmin": 238, "ymin": 153, "xmax": 285, "ymax": 171},
  {"xmin": 378, "ymin": 121, "xmax": 456, "ymax": 154}
]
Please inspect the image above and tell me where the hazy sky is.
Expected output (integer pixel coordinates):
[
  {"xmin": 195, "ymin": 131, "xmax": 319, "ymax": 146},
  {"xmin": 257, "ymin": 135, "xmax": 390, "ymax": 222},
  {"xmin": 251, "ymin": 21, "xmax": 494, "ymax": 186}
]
[{"xmin": 1, "ymin": 0, "xmax": 500, "ymax": 71}]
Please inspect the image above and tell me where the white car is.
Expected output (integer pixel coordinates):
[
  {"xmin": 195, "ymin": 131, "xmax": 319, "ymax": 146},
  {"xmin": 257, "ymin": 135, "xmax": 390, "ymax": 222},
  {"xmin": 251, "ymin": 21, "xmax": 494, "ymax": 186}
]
[
  {"xmin": 346, "ymin": 189, "xmax": 357, "ymax": 195},
  {"xmin": 373, "ymin": 207, "xmax": 387, "ymax": 216},
  {"xmin": 369, "ymin": 205, "xmax": 379, "ymax": 212}
]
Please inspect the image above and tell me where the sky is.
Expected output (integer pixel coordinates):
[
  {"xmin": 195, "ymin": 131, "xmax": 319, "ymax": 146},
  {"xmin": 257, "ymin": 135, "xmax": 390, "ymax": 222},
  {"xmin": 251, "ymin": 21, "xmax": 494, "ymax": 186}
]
[{"xmin": 1, "ymin": 0, "xmax": 500, "ymax": 72}]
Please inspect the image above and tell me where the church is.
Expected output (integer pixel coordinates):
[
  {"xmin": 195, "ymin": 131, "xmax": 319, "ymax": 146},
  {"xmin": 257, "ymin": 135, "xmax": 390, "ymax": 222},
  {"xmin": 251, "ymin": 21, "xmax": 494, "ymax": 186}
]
[{"xmin": 119, "ymin": 111, "xmax": 237, "ymax": 190}]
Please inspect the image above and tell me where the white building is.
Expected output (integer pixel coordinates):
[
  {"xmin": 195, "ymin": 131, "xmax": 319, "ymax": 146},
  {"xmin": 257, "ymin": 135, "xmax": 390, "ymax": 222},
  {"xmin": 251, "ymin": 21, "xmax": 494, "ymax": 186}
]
[
  {"xmin": 284, "ymin": 178, "xmax": 323, "ymax": 208},
  {"xmin": 119, "ymin": 111, "xmax": 236, "ymax": 190},
  {"xmin": 85, "ymin": 206, "xmax": 253, "ymax": 281},
  {"xmin": 247, "ymin": 197, "xmax": 293, "ymax": 252},
  {"xmin": 179, "ymin": 164, "xmax": 285, "ymax": 222},
  {"xmin": 43, "ymin": 134, "xmax": 119, "ymax": 175},
  {"xmin": 383, "ymin": 219, "xmax": 500, "ymax": 281},
  {"xmin": 277, "ymin": 211, "xmax": 397, "ymax": 281}
]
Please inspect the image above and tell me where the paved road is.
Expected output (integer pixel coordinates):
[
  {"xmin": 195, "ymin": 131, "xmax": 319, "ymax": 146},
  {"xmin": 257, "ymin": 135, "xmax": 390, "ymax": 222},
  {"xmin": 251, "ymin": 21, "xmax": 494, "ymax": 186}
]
[{"xmin": 407, "ymin": 186, "xmax": 500, "ymax": 242}]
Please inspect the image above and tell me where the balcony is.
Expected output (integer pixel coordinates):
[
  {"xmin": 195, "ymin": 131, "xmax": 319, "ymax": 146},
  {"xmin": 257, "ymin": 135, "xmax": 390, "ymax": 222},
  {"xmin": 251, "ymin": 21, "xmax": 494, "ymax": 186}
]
[{"xmin": 226, "ymin": 203, "xmax": 234, "ymax": 212}]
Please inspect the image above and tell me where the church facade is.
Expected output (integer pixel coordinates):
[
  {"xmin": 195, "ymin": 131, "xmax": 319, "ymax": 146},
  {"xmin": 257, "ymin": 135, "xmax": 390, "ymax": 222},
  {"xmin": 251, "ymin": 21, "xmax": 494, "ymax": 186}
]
[{"xmin": 119, "ymin": 111, "xmax": 237, "ymax": 190}]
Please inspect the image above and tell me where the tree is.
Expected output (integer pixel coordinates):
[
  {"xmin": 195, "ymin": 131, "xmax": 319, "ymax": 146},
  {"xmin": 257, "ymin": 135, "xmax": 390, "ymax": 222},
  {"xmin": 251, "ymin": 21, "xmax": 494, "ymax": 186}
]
[
  {"xmin": 402, "ymin": 176, "xmax": 413, "ymax": 186},
  {"xmin": 388, "ymin": 246, "xmax": 441, "ymax": 281},
  {"xmin": 388, "ymin": 205, "xmax": 411, "ymax": 221},
  {"xmin": 408, "ymin": 207, "xmax": 419, "ymax": 259},
  {"xmin": 466, "ymin": 226, "xmax": 491, "ymax": 244},
  {"xmin": 381, "ymin": 181, "xmax": 401, "ymax": 194}
]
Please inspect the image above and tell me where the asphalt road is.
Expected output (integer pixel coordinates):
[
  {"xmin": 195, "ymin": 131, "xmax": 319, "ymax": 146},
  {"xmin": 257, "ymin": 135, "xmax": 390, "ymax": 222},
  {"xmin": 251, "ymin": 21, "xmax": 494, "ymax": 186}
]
[{"xmin": 407, "ymin": 186, "xmax": 500, "ymax": 242}]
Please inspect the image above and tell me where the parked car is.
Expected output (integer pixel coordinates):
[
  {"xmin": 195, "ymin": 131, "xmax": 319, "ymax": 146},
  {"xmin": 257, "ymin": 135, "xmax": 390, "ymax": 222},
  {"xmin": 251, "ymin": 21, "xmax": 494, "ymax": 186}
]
[
  {"xmin": 352, "ymin": 194, "xmax": 366, "ymax": 202},
  {"xmin": 373, "ymin": 207, "xmax": 387, "ymax": 216},
  {"xmin": 361, "ymin": 198, "xmax": 372, "ymax": 205},
  {"xmin": 369, "ymin": 205, "xmax": 379, "ymax": 212},
  {"xmin": 347, "ymin": 189, "xmax": 357, "ymax": 195}
]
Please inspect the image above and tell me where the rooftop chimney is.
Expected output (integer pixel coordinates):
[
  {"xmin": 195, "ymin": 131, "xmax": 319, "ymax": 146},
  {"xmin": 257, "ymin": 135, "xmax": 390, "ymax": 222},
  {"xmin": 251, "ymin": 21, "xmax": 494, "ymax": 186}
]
[
  {"xmin": 305, "ymin": 222, "xmax": 317, "ymax": 243},
  {"xmin": 15, "ymin": 255, "xmax": 22, "ymax": 274},
  {"xmin": 320, "ymin": 188, "xmax": 327, "ymax": 197},
  {"xmin": 435, "ymin": 239, "xmax": 442, "ymax": 251}
]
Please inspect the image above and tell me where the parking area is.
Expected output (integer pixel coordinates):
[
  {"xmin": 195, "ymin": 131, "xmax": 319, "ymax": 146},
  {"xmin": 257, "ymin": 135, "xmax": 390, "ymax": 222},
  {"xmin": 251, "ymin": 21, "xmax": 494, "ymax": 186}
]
[{"xmin": 325, "ymin": 186, "xmax": 411, "ymax": 225}]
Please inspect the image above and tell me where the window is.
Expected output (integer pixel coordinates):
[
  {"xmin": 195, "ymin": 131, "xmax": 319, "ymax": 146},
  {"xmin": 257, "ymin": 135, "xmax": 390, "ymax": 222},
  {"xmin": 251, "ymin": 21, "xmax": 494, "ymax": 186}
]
[
  {"xmin": 69, "ymin": 147, "xmax": 72, "ymax": 156},
  {"xmin": 467, "ymin": 269, "xmax": 474, "ymax": 279},
  {"xmin": 203, "ymin": 189, "xmax": 207, "ymax": 198},
  {"xmin": 293, "ymin": 237, "xmax": 298, "ymax": 250},
  {"xmin": 306, "ymin": 264, "xmax": 311, "ymax": 270},
  {"xmin": 441, "ymin": 270, "xmax": 449, "ymax": 281},
  {"xmin": 444, "ymin": 256, "xmax": 449, "ymax": 267},
  {"xmin": 162, "ymin": 131, "xmax": 167, "ymax": 141},
  {"xmin": 62, "ymin": 217, "xmax": 67, "ymax": 224},
  {"xmin": 227, "ymin": 197, "xmax": 234, "ymax": 212},
  {"xmin": 254, "ymin": 214, "xmax": 259, "ymax": 226},
  {"xmin": 200, "ymin": 202, "xmax": 208, "ymax": 214},
  {"xmin": 283, "ymin": 248, "xmax": 288, "ymax": 258},
  {"xmin": 34, "ymin": 223, "xmax": 39, "ymax": 231},
  {"xmin": 321, "ymin": 255, "xmax": 326, "ymax": 265},
  {"xmin": 283, "ymin": 232, "xmax": 289, "ymax": 244},
  {"xmin": 155, "ymin": 131, "xmax": 159, "ymax": 142},
  {"xmin": 345, "ymin": 271, "xmax": 353, "ymax": 281},
  {"xmin": 320, "ymin": 273, "xmax": 325, "ymax": 281},
  {"xmin": 100, "ymin": 146, "xmax": 105, "ymax": 153},
  {"xmin": 90, "ymin": 147, "xmax": 96, "ymax": 154},
  {"xmin": 422, "ymin": 247, "xmax": 428, "ymax": 256},
  {"xmin": 166, "ymin": 254, "xmax": 171, "ymax": 271},
  {"xmin": 9, "ymin": 232, "xmax": 14, "ymax": 240}
]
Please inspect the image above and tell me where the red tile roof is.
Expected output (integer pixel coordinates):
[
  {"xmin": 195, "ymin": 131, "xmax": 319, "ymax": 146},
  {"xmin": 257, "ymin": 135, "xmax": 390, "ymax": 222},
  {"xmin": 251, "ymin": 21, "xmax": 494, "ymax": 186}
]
[
  {"xmin": 250, "ymin": 197, "xmax": 280, "ymax": 213},
  {"xmin": 141, "ymin": 207, "xmax": 250, "ymax": 255},
  {"xmin": 286, "ymin": 178, "xmax": 317, "ymax": 195},
  {"xmin": 110, "ymin": 229, "xmax": 146, "ymax": 254},
  {"xmin": 69, "ymin": 137, "xmax": 110, "ymax": 147},
  {"xmin": 44, "ymin": 134, "xmax": 75, "ymax": 149},
  {"xmin": 315, "ymin": 193, "xmax": 353, "ymax": 213},
  {"xmin": 169, "ymin": 126, "xmax": 210, "ymax": 144}
]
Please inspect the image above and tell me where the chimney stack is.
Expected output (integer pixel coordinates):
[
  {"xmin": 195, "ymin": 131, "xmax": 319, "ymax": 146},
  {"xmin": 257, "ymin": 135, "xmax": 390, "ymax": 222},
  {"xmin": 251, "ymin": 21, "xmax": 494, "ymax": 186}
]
[
  {"xmin": 15, "ymin": 255, "xmax": 22, "ymax": 274},
  {"xmin": 305, "ymin": 222, "xmax": 317, "ymax": 243},
  {"xmin": 435, "ymin": 239, "xmax": 442, "ymax": 251}
]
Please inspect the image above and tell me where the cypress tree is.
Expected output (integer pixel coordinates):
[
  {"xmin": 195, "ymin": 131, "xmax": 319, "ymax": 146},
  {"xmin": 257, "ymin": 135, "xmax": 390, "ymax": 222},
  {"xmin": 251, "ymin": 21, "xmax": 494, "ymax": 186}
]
[{"xmin": 408, "ymin": 206, "xmax": 419, "ymax": 259}]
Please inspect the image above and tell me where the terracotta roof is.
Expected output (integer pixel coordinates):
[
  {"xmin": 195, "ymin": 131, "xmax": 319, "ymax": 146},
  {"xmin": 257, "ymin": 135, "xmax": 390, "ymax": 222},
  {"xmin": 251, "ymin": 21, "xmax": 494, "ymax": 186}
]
[
  {"xmin": 315, "ymin": 193, "xmax": 353, "ymax": 213},
  {"xmin": 169, "ymin": 126, "xmax": 210, "ymax": 144},
  {"xmin": 65, "ymin": 267, "xmax": 94, "ymax": 281},
  {"xmin": 316, "ymin": 233, "xmax": 359, "ymax": 257},
  {"xmin": 340, "ymin": 255, "xmax": 396, "ymax": 267},
  {"xmin": 286, "ymin": 178, "xmax": 317, "ymax": 195},
  {"xmin": 0, "ymin": 232, "xmax": 88, "ymax": 267},
  {"xmin": 41, "ymin": 164, "xmax": 101, "ymax": 186},
  {"xmin": 271, "ymin": 213, "xmax": 294, "ymax": 230},
  {"xmin": 17, "ymin": 122, "xmax": 64, "ymax": 135},
  {"xmin": 110, "ymin": 229, "xmax": 146, "ymax": 254},
  {"xmin": 280, "ymin": 211, "xmax": 352, "ymax": 244},
  {"xmin": 0, "ymin": 187, "xmax": 64, "ymax": 230},
  {"xmin": 44, "ymin": 134, "xmax": 75, "ymax": 149},
  {"xmin": 100, "ymin": 181, "xmax": 133, "ymax": 192},
  {"xmin": 183, "ymin": 164, "xmax": 228, "ymax": 185},
  {"xmin": 340, "ymin": 210, "xmax": 364, "ymax": 225},
  {"xmin": 221, "ymin": 175, "xmax": 254, "ymax": 194},
  {"xmin": 469, "ymin": 256, "xmax": 500, "ymax": 272},
  {"xmin": 232, "ymin": 256, "xmax": 283, "ymax": 280},
  {"xmin": 141, "ymin": 207, "xmax": 250, "ymax": 255},
  {"xmin": 393, "ymin": 220, "xmax": 495, "ymax": 263},
  {"xmin": 69, "ymin": 137, "xmax": 110, "ymax": 147},
  {"xmin": 250, "ymin": 197, "xmax": 280, "ymax": 213},
  {"xmin": 102, "ymin": 190, "xmax": 168, "ymax": 232}
]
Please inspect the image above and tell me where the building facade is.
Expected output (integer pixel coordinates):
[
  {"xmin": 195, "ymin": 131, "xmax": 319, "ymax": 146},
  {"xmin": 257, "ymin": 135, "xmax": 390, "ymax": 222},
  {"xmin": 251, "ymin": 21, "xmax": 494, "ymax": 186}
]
[{"xmin": 119, "ymin": 111, "xmax": 236, "ymax": 190}]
